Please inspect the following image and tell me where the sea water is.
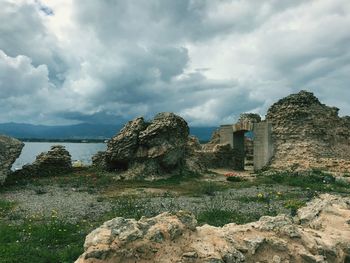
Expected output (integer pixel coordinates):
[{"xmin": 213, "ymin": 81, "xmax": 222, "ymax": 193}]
[{"xmin": 12, "ymin": 142, "xmax": 107, "ymax": 170}]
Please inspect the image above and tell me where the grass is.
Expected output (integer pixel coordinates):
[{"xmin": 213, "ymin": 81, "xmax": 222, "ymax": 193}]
[
  {"xmin": 197, "ymin": 209, "xmax": 261, "ymax": 227},
  {"xmin": 226, "ymin": 176, "xmax": 245, "ymax": 182},
  {"xmin": 255, "ymin": 170, "xmax": 350, "ymax": 194},
  {"xmin": 0, "ymin": 219, "xmax": 89, "ymax": 263},
  {"xmin": 284, "ymin": 199, "xmax": 306, "ymax": 216},
  {"xmin": 1, "ymin": 167, "xmax": 349, "ymax": 262},
  {"xmin": 0, "ymin": 200, "xmax": 16, "ymax": 218}
]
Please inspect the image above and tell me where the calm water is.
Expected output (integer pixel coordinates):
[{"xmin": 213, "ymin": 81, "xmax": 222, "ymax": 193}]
[{"xmin": 12, "ymin": 142, "xmax": 106, "ymax": 170}]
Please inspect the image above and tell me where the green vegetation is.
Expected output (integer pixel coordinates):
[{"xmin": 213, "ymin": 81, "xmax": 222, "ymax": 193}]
[
  {"xmin": 255, "ymin": 170, "xmax": 350, "ymax": 194},
  {"xmin": 197, "ymin": 209, "xmax": 261, "ymax": 227},
  {"xmin": 1, "ymin": 168, "xmax": 349, "ymax": 262},
  {"xmin": 284, "ymin": 199, "xmax": 306, "ymax": 216},
  {"xmin": 0, "ymin": 200, "xmax": 16, "ymax": 218},
  {"xmin": 0, "ymin": 219, "xmax": 88, "ymax": 263},
  {"xmin": 226, "ymin": 176, "xmax": 244, "ymax": 182}
]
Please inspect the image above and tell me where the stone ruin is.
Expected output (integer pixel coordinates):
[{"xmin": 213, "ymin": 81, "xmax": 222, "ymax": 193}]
[
  {"xmin": 2, "ymin": 90, "xmax": 349, "ymax": 184},
  {"xmin": 92, "ymin": 90, "xmax": 350, "ymax": 177},
  {"xmin": 92, "ymin": 112, "xmax": 205, "ymax": 180},
  {"xmin": 218, "ymin": 90, "xmax": 350, "ymax": 173},
  {"xmin": 0, "ymin": 135, "xmax": 24, "ymax": 184},
  {"xmin": 218, "ymin": 113, "xmax": 273, "ymax": 171},
  {"xmin": 92, "ymin": 112, "xmax": 247, "ymax": 179},
  {"xmin": 14, "ymin": 145, "xmax": 73, "ymax": 177}
]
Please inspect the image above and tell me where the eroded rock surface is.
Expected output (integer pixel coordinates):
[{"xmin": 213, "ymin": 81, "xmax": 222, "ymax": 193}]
[
  {"xmin": 0, "ymin": 135, "xmax": 24, "ymax": 184},
  {"xmin": 15, "ymin": 145, "xmax": 72, "ymax": 177},
  {"xmin": 93, "ymin": 113, "xmax": 203, "ymax": 179},
  {"xmin": 76, "ymin": 194, "xmax": 350, "ymax": 263},
  {"xmin": 267, "ymin": 90, "xmax": 350, "ymax": 173}
]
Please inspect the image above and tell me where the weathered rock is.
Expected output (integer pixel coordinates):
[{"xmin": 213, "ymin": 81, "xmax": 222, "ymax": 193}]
[
  {"xmin": 202, "ymin": 129, "xmax": 220, "ymax": 151},
  {"xmin": 267, "ymin": 90, "xmax": 350, "ymax": 173},
  {"xmin": 76, "ymin": 194, "xmax": 350, "ymax": 263},
  {"xmin": 93, "ymin": 113, "xmax": 202, "ymax": 179},
  {"xmin": 15, "ymin": 145, "xmax": 72, "ymax": 177},
  {"xmin": 0, "ymin": 135, "xmax": 24, "ymax": 184}
]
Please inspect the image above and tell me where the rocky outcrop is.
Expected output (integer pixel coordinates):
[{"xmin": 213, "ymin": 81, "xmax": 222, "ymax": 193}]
[
  {"xmin": 235, "ymin": 113, "xmax": 261, "ymax": 132},
  {"xmin": 266, "ymin": 90, "xmax": 350, "ymax": 173},
  {"xmin": 0, "ymin": 135, "xmax": 24, "ymax": 184},
  {"xmin": 202, "ymin": 129, "xmax": 220, "ymax": 151},
  {"xmin": 93, "ymin": 113, "xmax": 203, "ymax": 179},
  {"xmin": 15, "ymin": 145, "xmax": 72, "ymax": 177},
  {"xmin": 75, "ymin": 194, "xmax": 350, "ymax": 263}
]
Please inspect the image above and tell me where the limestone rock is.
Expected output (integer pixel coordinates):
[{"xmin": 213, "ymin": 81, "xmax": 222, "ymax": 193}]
[
  {"xmin": 202, "ymin": 129, "xmax": 220, "ymax": 150},
  {"xmin": 15, "ymin": 145, "xmax": 72, "ymax": 177},
  {"xmin": 266, "ymin": 90, "xmax": 350, "ymax": 173},
  {"xmin": 75, "ymin": 194, "xmax": 350, "ymax": 263},
  {"xmin": 93, "ymin": 113, "xmax": 202, "ymax": 179},
  {"xmin": 0, "ymin": 135, "xmax": 24, "ymax": 184}
]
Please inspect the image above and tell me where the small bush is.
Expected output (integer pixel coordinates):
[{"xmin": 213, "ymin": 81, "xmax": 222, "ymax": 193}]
[
  {"xmin": 196, "ymin": 181, "xmax": 225, "ymax": 196},
  {"xmin": 285, "ymin": 199, "xmax": 306, "ymax": 216},
  {"xmin": 226, "ymin": 176, "xmax": 244, "ymax": 182}
]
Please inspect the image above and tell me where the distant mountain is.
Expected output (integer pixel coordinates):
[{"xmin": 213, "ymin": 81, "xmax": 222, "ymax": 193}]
[
  {"xmin": 0, "ymin": 123, "xmax": 122, "ymax": 140},
  {"xmin": 0, "ymin": 123, "xmax": 218, "ymax": 142},
  {"xmin": 189, "ymin": 127, "xmax": 217, "ymax": 142}
]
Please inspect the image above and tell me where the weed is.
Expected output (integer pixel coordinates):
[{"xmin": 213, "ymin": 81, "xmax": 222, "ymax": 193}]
[
  {"xmin": 34, "ymin": 188, "xmax": 47, "ymax": 195},
  {"xmin": 197, "ymin": 209, "xmax": 261, "ymax": 227},
  {"xmin": 226, "ymin": 176, "xmax": 244, "ymax": 182},
  {"xmin": 256, "ymin": 170, "xmax": 349, "ymax": 194},
  {"xmin": 284, "ymin": 199, "xmax": 306, "ymax": 216},
  {"xmin": 0, "ymin": 199, "xmax": 16, "ymax": 218},
  {"xmin": 195, "ymin": 181, "xmax": 224, "ymax": 196},
  {"xmin": 0, "ymin": 218, "xmax": 89, "ymax": 263}
]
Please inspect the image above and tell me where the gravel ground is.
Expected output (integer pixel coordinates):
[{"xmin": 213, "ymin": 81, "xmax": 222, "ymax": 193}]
[
  {"xmin": 1, "ymin": 183, "xmax": 306, "ymax": 224},
  {"xmin": 111, "ymin": 185, "xmax": 307, "ymax": 219},
  {"xmin": 1, "ymin": 185, "xmax": 112, "ymax": 223}
]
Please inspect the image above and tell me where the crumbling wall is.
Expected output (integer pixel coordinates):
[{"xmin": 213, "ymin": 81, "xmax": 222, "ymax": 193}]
[
  {"xmin": 266, "ymin": 90, "xmax": 350, "ymax": 173},
  {"xmin": 253, "ymin": 121, "xmax": 273, "ymax": 170}
]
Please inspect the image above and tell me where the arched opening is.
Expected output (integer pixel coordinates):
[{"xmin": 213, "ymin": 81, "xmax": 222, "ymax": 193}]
[
  {"xmin": 244, "ymin": 131, "xmax": 254, "ymax": 171},
  {"xmin": 232, "ymin": 130, "xmax": 246, "ymax": 170},
  {"xmin": 232, "ymin": 130, "xmax": 255, "ymax": 171}
]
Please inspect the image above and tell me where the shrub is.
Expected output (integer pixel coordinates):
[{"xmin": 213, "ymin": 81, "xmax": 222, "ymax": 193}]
[
  {"xmin": 284, "ymin": 199, "xmax": 306, "ymax": 216},
  {"xmin": 226, "ymin": 176, "xmax": 244, "ymax": 182}
]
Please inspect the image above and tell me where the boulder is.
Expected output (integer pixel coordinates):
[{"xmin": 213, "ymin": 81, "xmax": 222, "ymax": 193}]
[
  {"xmin": 15, "ymin": 145, "xmax": 72, "ymax": 177},
  {"xmin": 76, "ymin": 194, "xmax": 350, "ymax": 263},
  {"xmin": 0, "ymin": 135, "xmax": 24, "ymax": 184},
  {"xmin": 93, "ymin": 113, "xmax": 198, "ymax": 179}
]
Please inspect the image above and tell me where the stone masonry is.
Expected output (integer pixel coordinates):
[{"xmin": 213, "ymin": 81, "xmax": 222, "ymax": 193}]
[
  {"xmin": 218, "ymin": 90, "xmax": 350, "ymax": 173},
  {"xmin": 267, "ymin": 90, "xmax": 350, "ymax": 173}
]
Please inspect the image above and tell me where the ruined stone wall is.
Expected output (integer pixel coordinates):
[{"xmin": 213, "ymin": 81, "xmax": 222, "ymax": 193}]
[
  {"xmin": 266, "ymin": 90, "xmax": 350, "ymax": 173},
  {"xmin": 253, "ymin": 121, "xmax": 273, "ymax": 170}
]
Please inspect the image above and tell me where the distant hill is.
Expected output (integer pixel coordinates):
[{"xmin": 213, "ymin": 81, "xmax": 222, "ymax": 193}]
[{"xmin": 0, "ymin": 123, "xmax": 217, "ymax": 142}]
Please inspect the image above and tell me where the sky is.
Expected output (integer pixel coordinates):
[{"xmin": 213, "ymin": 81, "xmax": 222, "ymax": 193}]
[{"xmin": 0, "ymin": 0, "xmax": 350, "ymax": 126}]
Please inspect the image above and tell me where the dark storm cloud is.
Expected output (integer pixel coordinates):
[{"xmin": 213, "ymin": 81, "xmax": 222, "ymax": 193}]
[
  {"xmin": 1, "ymin": 0, "xmax": 350, "ymax": 125},
  {"xmin": 57, "ymin": 111, "xmax": 126, "ymax": 125}
]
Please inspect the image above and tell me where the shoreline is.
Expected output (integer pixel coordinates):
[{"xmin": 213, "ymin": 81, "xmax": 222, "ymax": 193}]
[{"xmin": 18, "ymin": 138, "xmax": 108, "ymax": 143}]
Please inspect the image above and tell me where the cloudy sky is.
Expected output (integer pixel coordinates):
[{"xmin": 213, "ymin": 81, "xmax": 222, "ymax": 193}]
[{"xmin": 1, "ymin": 0, "xmax": 349, "ymax": 126}]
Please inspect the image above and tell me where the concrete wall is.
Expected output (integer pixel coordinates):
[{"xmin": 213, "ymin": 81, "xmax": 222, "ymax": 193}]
[
  {"xmin": 219, "ymin": 125, "xmax": 234, "ymax": 147},
  {"xmin": 253, "ymin": 121, "xmax": 274, "ymax": 171}
]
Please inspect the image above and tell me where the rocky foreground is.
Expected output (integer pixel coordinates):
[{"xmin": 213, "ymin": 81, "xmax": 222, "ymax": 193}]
[{"xmin": 75, "ymin": 194, "xmax": 350, "ymax": 263}]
